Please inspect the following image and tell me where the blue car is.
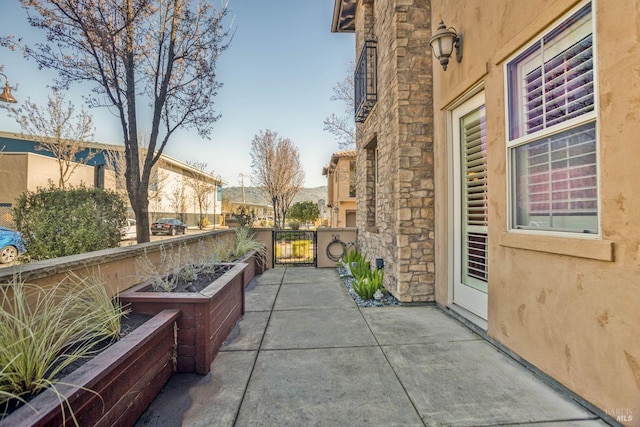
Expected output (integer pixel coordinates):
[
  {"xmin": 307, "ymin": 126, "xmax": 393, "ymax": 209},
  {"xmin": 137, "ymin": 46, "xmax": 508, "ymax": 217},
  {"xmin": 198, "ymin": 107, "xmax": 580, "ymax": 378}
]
[{"xmin": 0, "ymin": 227, "xmax": 26, "ymax": 264}]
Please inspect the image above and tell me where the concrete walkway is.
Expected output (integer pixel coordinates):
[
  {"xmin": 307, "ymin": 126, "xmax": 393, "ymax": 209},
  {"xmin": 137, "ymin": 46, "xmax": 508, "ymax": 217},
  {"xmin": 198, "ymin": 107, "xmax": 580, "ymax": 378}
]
[{"xmin": 136, "ymin": 267, "xmax": 608, "ymax": 427}]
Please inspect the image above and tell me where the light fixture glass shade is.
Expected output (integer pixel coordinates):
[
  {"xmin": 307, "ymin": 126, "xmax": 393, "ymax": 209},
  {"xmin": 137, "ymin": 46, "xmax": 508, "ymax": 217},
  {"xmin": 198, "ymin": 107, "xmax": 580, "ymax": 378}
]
[{"xmin": 429, "ymin": 20, "xmax": 460, "ymax": 71}]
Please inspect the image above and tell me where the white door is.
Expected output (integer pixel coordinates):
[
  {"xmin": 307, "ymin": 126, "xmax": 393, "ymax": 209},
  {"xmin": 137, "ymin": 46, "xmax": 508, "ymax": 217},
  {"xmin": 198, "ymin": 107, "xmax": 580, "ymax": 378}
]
[{"xmin": 452, "ymin": 92, "xmax": 488, "ymax": 320}]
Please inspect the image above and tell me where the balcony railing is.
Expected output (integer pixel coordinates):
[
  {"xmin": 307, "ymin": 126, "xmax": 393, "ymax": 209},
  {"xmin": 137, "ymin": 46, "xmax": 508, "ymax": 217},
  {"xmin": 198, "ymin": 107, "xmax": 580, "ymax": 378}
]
[{"xmin": 355, "ymin": 39, "xmax": 377, "ymax": 123}]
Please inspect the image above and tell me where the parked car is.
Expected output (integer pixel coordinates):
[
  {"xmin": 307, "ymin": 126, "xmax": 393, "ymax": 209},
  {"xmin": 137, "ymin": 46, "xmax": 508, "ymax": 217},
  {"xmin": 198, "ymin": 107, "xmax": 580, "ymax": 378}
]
[
  {"xmin": 120, "ymin": 218, "xmax": 137, "ymax": 240},
  {"xmin": 151, "ymin": 218, "xmax": 187, "ymax": 236},
  {"xmin": 0, "ymin": 227, "xmax": 26, "ymax": 264}
]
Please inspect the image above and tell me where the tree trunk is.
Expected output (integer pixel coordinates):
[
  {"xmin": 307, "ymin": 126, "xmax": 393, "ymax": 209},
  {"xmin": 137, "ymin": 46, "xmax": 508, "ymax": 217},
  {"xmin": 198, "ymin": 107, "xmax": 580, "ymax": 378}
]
[{"xmin": 132, "ymin": 187, "xmax": 151, "ymax": 243}]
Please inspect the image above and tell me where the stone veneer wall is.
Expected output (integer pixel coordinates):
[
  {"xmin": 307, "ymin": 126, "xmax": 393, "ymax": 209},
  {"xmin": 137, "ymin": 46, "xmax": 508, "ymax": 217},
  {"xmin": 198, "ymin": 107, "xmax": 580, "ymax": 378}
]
[{"xmin": 354, "ymin": 0, "xmax": 434, "ymax": 302}]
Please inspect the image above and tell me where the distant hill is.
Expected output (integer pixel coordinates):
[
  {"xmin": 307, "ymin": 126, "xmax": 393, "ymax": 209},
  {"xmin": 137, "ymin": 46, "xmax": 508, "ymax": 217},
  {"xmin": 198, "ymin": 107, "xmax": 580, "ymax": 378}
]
[{"xmin": 222, "ymin": 186, "xmax": 327, "ymax": 205}]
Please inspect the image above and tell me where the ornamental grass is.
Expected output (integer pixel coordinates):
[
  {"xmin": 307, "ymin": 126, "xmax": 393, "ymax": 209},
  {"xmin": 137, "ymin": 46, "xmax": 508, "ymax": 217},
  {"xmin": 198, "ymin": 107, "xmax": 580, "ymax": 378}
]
[
  {"xmin": 231, "ymin": 227, "xmax": 266, "ymax": 260},
  {"xmin": 0, "ymin": 274, "xmax": 127, "ymax": 421}
]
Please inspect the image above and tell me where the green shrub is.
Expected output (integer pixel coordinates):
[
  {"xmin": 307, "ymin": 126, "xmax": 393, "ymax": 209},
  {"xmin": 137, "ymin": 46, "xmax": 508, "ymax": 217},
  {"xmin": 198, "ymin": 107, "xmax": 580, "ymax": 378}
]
[
  {"xmin": 13, "ymin": 184, "xmax": 127, "ymax": 261},
  {"xmin": 288, "ymin": 221, "xmax": 301, "ymax": 230}
]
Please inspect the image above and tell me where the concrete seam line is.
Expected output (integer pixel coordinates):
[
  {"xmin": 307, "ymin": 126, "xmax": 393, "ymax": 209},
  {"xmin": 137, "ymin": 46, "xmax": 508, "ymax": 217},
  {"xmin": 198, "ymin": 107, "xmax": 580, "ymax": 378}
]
[
  {"xmin": 231, "ymin": 267, "xmax": 287, "ymax": 427},
  {"xmin": 355, "ymin": 303, "xmax": 428, "ymax": 427}
]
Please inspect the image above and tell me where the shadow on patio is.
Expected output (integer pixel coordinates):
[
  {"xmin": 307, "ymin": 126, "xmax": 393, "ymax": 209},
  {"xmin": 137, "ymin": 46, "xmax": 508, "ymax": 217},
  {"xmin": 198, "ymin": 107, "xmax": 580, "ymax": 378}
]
[{"xmin": 136, "ymin": 267, "xmax": 607, "ymax": 427}]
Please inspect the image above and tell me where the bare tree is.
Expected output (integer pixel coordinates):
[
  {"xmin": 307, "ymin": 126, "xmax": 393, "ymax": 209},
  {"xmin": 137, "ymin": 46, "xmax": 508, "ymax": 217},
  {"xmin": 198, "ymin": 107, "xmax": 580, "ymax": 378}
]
[
  {"xmin": 323, "ymin": 64, "xmax": 356, "ymax": 150},
  {"xmin": 104, "ymin": 146, "xmax": 168, "ymax": 206},
  {"xmin": 5, "ymin": 0, "xmax": 232, "ymax": 242},
  {"xmin": 184, "ymin": 161, "xmax": 214, "ymax": 229},
  {"xmin": 221, "ymin": 192, "xmax": 233, "ymax": 223},
  {"xmin": 3, "ymin": 90, "xmax": 95, "ymax": 188},
  {"xmin": 250, "ymin": 130, "xmax": 305, "ymax": 229},
  {"xmin": 168, "ymin": 179, "xmax": 187, "ymax": 221},
  {"xmin": 276, "ymin": 140, "xmax": 305, "ymax": 226}
]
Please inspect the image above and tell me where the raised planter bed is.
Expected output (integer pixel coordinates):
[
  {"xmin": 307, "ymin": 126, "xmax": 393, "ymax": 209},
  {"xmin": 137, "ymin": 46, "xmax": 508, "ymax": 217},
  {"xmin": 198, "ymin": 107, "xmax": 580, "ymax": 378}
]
[
  {"xmin": 0, "ymin": 309, "xmax": 180, "ymax": 427},
  {"xmin": 119, "ymin": 263, "xmax": 247, "ymax": 375},
  {"xmin": 237, "ymin": 250, "xmax": 266, "ymax": 287}
]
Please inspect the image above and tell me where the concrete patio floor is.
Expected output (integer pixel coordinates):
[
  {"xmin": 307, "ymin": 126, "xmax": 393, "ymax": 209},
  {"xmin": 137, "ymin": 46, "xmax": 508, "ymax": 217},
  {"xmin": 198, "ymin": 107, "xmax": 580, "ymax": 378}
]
[{"xmin": 136, "ymin": 267, "xmax": 608, "ymax": 427}]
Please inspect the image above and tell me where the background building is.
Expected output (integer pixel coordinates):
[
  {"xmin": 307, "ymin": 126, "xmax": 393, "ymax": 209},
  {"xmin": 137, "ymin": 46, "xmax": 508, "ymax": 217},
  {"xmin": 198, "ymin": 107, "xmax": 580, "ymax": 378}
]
[
  {"xmin": 0, "ymin": 131, "xmax": 224, "ymax": 228},
  {"xmin": 322, "ymin": 149, "xmax": 356, "ymax": 227}
]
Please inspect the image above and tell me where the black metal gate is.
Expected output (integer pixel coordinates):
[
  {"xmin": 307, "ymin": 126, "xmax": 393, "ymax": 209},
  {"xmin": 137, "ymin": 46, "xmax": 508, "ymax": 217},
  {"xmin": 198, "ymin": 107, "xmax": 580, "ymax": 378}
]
[{"xmin": 273, "ymin": 230, "xmax": 317, "ymax": 267}]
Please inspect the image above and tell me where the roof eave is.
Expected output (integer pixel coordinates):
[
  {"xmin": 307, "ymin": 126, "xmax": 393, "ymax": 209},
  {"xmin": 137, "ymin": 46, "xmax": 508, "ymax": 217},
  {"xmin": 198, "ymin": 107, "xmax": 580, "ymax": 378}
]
[{"xmin": 331, "ymin": 0, "xmax": 356, "ymax": 33}]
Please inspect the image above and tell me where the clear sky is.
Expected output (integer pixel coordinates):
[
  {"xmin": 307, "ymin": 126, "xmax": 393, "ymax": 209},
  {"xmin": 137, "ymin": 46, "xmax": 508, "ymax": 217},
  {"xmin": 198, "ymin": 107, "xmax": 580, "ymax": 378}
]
[{"xmin": 0, "ymin": 1, "xmax": 354, "ymax": 188}]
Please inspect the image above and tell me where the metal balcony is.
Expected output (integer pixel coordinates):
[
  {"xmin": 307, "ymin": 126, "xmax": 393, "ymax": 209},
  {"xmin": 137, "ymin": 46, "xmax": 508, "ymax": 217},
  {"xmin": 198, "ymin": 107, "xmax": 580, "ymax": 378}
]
[{"xmin": 354, "ymin": 39, "xmax": 377, "ymax": 123}]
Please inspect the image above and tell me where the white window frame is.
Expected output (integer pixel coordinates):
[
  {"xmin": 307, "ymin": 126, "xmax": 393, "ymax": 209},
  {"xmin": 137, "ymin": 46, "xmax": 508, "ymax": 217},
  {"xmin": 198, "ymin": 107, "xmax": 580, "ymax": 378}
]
[{"xmin": 505, "ymin": 0, "xmax": 600, "ymax": 238}]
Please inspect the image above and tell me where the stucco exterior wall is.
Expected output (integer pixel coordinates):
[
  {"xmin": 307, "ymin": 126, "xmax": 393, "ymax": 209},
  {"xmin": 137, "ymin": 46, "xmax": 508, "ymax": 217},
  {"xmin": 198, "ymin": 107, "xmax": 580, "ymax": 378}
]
[
  {"xmin": 142, "ymin": 162, "xmax": 222, "ymax": 222},
  {"xmin": 0, "ymin": 149, "xmax": 219, "ymax": 228},
  {"xmin": 0, "ymin": 152, "xmax": 112, "ymax": 206},
  {"xmin": 430, "ymin": 0, "xmax": 639, "ymax": 418},
  {"xmin": 0, "ymin": 154, "xmax": 29, "ymax": 206},
  {"xmin": 317, "ymin": 228, "xmax": 358, "ymax": 268},
  {"xmin": 354, "ymin": 0, "xmax": 434, "ymax": 302},
  {"xmin": 325, "ymin": 154, "xmax": 356, "ymax": 228}
]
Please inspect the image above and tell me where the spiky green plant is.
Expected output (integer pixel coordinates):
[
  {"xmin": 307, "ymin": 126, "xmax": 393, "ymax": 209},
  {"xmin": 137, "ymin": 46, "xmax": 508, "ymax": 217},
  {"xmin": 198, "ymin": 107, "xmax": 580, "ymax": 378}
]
[
  {"xmin": 211, "ymin": 237, "xmax": 234, "ymax": 262},
  {"xmin": 350, "ymin": 260, "xmax": 372, "ymax": 281},
  {"xmin": 61, "ymin": 272, "xmax": 129, "ymax": 340},
  {"xmin": 352, "ymin": 268, "xmax": 385, "ymax": 300},
  {"xmin": 231, "ymin": 227, "xmax": 266, "ymax": 260},
  {"xmin": 341, "ymin": 247, "xmax": 365, "ymax": 264},
  {"xmin": 0, "ymin": 275, "xmax": 125, "ymax": 420},
  {"xmin": 340, "ymin": 248, "xmax": 367, "ymax": 277}
]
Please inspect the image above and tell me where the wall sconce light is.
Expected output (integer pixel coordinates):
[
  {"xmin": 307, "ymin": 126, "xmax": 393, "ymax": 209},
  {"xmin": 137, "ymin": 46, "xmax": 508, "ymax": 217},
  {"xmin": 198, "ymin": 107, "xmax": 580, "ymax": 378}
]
[
  {"xmin": 375, "ymin": 258, "xmax": 384, "ymax": 270},
  {"xmin": 429, "ymin": 20, "xmax": 463, "ymax": 71},
  {"xmin": 0, "ymin": 73, "xmax": 17, "ymax": 103}
]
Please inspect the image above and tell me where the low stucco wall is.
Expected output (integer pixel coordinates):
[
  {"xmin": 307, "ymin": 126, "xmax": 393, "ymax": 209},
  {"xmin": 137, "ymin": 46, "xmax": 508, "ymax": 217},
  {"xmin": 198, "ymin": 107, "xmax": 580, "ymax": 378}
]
[
  {"xmin": 317, "ymin": 228, "xmax": 357, "ymax": 268},
  {"xmin": 0, "ymin": 229, "xmax": 236, "ymax": 298},
  {"xmin": 250, "ymin": 228, "xmax": 357, "ymax": 269}
]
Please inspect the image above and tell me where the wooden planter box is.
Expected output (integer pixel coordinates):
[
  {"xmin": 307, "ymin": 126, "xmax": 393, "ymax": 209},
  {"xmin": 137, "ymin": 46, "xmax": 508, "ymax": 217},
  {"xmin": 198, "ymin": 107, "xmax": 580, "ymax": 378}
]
[
  {"xmin": 237, "ymin": 250, "xmax": 266, "ymax": 287},
  {"xmin": 119, "ymin": 263, "xmax": 247, "ymax": 375},
  {"xmin": 0, "ymin": 309, "xmax": 180, "ymax": 427}
]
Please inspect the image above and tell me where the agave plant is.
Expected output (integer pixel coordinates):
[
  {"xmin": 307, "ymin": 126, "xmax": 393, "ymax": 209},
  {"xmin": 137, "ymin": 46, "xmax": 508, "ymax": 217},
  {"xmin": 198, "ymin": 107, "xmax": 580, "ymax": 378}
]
[
  {"xmin": 352, "ymin": 268, "xmax": 385, "ymax": 300},
  {"xmin": 350, "ymin": 260, "xmax": 372, "ymax": 281}
]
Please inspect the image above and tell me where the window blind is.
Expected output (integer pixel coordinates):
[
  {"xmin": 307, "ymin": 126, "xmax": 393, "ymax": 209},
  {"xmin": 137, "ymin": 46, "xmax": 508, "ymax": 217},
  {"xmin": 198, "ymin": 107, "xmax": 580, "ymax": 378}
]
[
  {"xmin": 463, "ymin": 108, "xmax": 488, "ymax": 282},
  {"xmin": 508, "ymin": 3, "xmax": 593, "ymax": 140},
  {"xmin": 515, "ymin": 121, "xmax": 597, "ymax": 231},
  {"xmin": 524, "ymin": 34, "xmax": 593, "ymax": 135}
]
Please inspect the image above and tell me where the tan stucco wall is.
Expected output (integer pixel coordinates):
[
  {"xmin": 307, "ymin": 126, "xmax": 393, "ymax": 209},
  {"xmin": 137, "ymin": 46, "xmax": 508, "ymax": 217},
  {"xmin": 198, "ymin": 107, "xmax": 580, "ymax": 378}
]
[
  {"xmin": 254, "ymin": 229, "xmax": 273, "ymax": 269},
  {"xmin": 325, "ymin": 155, "xmax": 357, "ymax": 228},
  {"xmin": 336, "ymin": 200, "xmax": 357, "ymax": 228},
  {"xmin": 0, "ymin": 154, "xmax": 29, "ymax": 206},
  {"xmin": 0, "ymin": 152, "xmax": 110, "ymax": 206},
  {"xmin": 317, "ymin": 228, "xmax": 357, "ymax": 268},
  {"xmin": 431, "ymin": 0, "xmax": 639, "ymax": 418}
]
